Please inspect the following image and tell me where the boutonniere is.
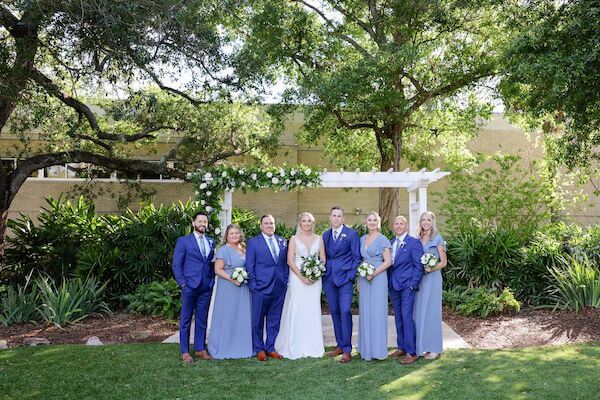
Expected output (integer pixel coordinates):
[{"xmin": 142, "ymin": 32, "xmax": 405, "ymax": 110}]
[
  {"xmin": 341, "ymin": 233, "xmax": 347, "ymax": 239},
  {"xmin": 278, "ymin": 237, "xmax": 286, "ymax": 248},
  {"xmin": 399, "ymin": 241, "xmax": 406, "ymax": 249}
]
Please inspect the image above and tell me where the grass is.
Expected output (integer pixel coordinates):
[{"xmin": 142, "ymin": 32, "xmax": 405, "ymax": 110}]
[{"xmin": 0, "ymin": 343, "xmax": 598, "ymax": 399}]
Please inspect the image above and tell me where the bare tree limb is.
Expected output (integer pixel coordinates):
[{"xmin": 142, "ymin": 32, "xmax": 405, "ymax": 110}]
[{"xmin": 331, "ymin": 108, "xmax": 376, "ymax": 130}]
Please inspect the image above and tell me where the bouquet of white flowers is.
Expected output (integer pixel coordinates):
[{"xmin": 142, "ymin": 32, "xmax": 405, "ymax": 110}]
[
  {"xmin": 300, "ymin": 254, "xmax": 326, "ymax": 279},
  {"xmin": 420, "ymin": 253, "xmax": 438, "ymax": 272},
  {"xmin": 357, "ymin": 261, "xmax": 375, "ymax": 282},
  {"xmin": 231, "ymin": 267, "xmax": 249, "ymax": 284}
]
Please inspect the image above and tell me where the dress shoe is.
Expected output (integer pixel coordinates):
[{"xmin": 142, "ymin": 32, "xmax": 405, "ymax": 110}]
[
  {"xmin": 326, "ymin": 347, "xmax": 344, "ymax": 357},
  {"xmin": 267, "ymin": 351, "xmax": 283, "ymax": 359},
  {"xmin": 400, "ymin": 354, "xmax": 418, "ymax": 364},
  {"xmin": 194, "ymin": 350, "xmax": 213, "ymax": 360},
  {"xmin": 389, "ymin": 349, "xmax": 406, "ymax": 358},
  {"xmin": 339, "ymin": 352, "xmax": 352, "ymax": 363},
  {"xmin": 181, "ymin": 352, "xmax": 194, "ymax": 364},
  {"xmin": 424, "ymin": 352, "xmax": 440, "ymax": 360},
  {"xmin": 257, "ymin": 351, "xmax": 267, "ymax": 361}
]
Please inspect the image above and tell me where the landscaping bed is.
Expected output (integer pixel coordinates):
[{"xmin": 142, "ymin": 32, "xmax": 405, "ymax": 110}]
[
  {"xmin": 443, "ymin": 306, "xmax": 600, "ymax": 349},
  {"xmin": 0, "ymin": 314, "xmax": 178, "ymax": 348}
]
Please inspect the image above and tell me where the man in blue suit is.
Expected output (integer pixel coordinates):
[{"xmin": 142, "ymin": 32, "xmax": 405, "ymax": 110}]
[
  {"xmin": 389, "ymin": 215, "xmax": 424, "ymax": 364},
  {"xmin": 246, "ymin": 214, "xmax": 289, "ymax": 361},
  {"xmin": 323, "ymin": 206, "xmax": 361, "ymax": 363},
  {"xmin": 172, "ymin": 211, "xmax": 216, "ymax": 364}
]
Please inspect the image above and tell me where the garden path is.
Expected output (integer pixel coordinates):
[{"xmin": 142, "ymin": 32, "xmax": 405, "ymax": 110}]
[{"xmin": 162, "ymin": 315, "xmax": 471, "ymax": 350}]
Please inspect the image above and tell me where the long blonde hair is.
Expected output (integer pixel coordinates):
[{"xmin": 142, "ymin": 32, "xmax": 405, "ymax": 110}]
[
  {"xmin": 296, "ymin": 212, "xmax": 316, "ymax": 235},
  {"xmin": 417, "ymin": 211, "xmax": 438, "ymax": 240},
  {"xmin": 221, "ymin": 223, "xmax": 246, "ymax": 250}
]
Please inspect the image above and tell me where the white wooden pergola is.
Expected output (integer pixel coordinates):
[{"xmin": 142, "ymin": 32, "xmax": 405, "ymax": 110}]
[{"xmin": 219, "ymin": 169, "xmax": 449, "ymax": 236}]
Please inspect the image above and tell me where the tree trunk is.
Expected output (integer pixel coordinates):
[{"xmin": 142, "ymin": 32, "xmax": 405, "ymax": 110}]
[
  {"xmin": 0, "ymin": 209, "xmax": 7, "ymax": 258},
  {"xmin": 377, "ymin": 122, "xmax": 403, "ymax": 227}
]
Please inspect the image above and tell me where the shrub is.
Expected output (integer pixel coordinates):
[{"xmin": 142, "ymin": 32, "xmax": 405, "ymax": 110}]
[
  {"xmin": 0, "ymin": 276, "xmax": 39, "ymax": 326},
  {"xmin": 548, "ymin": 255, "xmax": 600, "ymax": 311},
  {"xmin": 122, "ymin": 279, "xmax": 181, "ymax": 319},
  {"xmin": 443, "ymin": 286, "xmax": 521, "ymax": 318},
  {"xmin": 36, "ymin": 275, "xmax": 110, "ymax": 328},
  {"xmin": 445, "ymin": 227, "xmax": 523, "ymax": 289},
  {"xmin": 3, "ymin": 196, "xmax": 105, "ymax": 284},
  {"xmin": 232, "ymin": 207, "xmax": 261, "ymax": 238}
]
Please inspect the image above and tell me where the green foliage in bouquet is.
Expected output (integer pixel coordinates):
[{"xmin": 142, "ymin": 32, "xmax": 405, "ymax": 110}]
[{"xmin": 122, "ymin": 279, "xmax": 181, "ymax": 320}]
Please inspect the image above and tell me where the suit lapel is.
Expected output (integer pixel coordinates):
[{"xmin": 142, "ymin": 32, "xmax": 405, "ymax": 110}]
[{"xmin": 189, "ymin": 233, "xmax": 205, "ymax": 261}]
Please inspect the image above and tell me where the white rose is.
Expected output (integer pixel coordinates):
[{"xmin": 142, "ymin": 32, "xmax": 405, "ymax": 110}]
[
  {"xmin": 272, "ymin": 177, "xmax": 279, "ymax": 184},
  {"xmin": 199, "ymin": 183, "xmax": 207, "ymax": 189},
  {"xmin": 285, "ymin": 179, "xmax": 291, "ymax": 184},
  {"xmin": 251, "ymin": 173, "xmax": 257, "ymax": 180},
  {"xmin": 237, "ymin": 275, "xmax": 244, "ymax": 283},
  {"xmin": 222, "ymin": 171, "xmax": 227, "ymax": 177},
  {"xmin": 205, "ymin": 206, "xmax": 213, "ymax": 212},
  {"xmin": 360, "ymin": 270, "xmax": 366, "ymax": 277},
  {"xmin": 429, "ymin": 259, "xmax": 437, "ymax": 267},
  {"xmin": 290, "ymin": 169, "xmax": 296, "ymax": 176},
  {"xmin": 203, "ymin": 172, "xmax": 212, "ymax": 180},
  {"xmin": 307, "ymin": 182, "xmax": 312, "ymax": 187},
  {"xmin": 296, "ymin": 179, "xmax": 301, "ymax": 184},
  {"xmin": 206, "ymin": 191, "xmax": 212, "ymax": 196},
  {"xmin": 279, "ymin": 169, "xmax": 285, "ymax": 176},
  {"xmin": 214, "ymin": 228, "xmax": 221, "ymax": 235},
  {"xmin": 194, "ymin": 191, "xmax": 199, "ymax": 195},
  {"xmin": 200, "ymin": 200, "xmax": 206, "ymax": 205},
  {"xmin": 305, "ymin": 168, "xmax": 312, "ymax": 175},
  {"xmin": 266, "ymin": 171, "xmax": 273, "ymax": 178}
]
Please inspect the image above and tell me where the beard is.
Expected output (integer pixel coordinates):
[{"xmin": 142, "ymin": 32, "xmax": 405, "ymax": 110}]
[{"xmin": 194, "ymin": 225, "xmax": 207, "ymax": 234}]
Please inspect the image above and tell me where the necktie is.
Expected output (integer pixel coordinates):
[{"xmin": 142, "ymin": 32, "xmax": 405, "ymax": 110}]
[
  {"xmin": 268, "ymin": 237, "xmax": 278, "ymax": 260},
  {"xmin": 333, "ymin": 230, "xmax": 338, "ymax": 241},
  {"xmin": 198, "ymin": 236, "xmax": 206, "ymax": 258}
]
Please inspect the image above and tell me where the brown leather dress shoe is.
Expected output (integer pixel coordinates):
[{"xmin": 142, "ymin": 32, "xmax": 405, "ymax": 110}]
[
  {"xmin": 181, "ymin": 352, "xmax": 194, "ymax": 364},
  {"xmin": 326, "ymin": 347, "xmax": 344, "ymax": 357},
  {"xmin": 267, "ymin": 351, "xmax": 284, "ymax": 359},
  {"xmin": 257, "ymin": 351, "xmax": 267, "ymax": 361},
  {"xmin": 400, "ymin": 354, "xmax": 418, "ymax": 364},
  {"xmin": 339, "ymin": 352, "xmax": 352, "ymax": 363},
  {"xmin": 390, "ymin": 349, "xmax": 406, "ymax": 358},
  {"xmin": 194, "ymin": 350, "xmax": 213, "ymax": 360}
]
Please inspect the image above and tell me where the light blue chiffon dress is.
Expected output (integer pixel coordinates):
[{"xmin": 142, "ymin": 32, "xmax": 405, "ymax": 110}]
[
  {"xmin": 414, "ymin": 234, "xmax": 446, "ymax": 356},
  {"xmin": 208, "ymin": 245, "xmax": 253, "ymax": 359},
  {"xmin": 358, "ymin": 233, "xmax": 391, "ymax": 361}
]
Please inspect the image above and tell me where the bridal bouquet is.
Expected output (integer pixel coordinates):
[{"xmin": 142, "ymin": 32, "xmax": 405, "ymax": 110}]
[
  {"xmin": 231, "ymin": 267, "xmax": 249, "ymax": 284},
  {"xmin": 357, "ymin": 261, "xmax": 375, "ymax": 282},
  {"xmin": 420, "ymin": 253, "xmax": 438, "ymax": 272},
  {"xmin": 300, "ymin": 254, "xmax": 326, "ymax": 279}
]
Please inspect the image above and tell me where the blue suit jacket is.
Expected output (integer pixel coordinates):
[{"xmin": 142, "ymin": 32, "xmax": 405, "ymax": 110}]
[
  {"xmin": 246, "ymin": 234, "xmax": 289, "ymax": 295},
  {"xmin": 323, "ymin": 225, "xmax": 362, "ymax": 287},
  {"xmin": 172, "ymin": 233, "xmax": 216, "ymax": 290},
  {"xmin": 390, "ymin": 235, "xmax": 424, "ymax": 291}
]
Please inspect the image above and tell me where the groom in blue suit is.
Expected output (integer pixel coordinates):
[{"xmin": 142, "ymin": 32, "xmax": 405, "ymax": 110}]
[
  {"xmin": 389, "ymin": 215, "xmax": 424, "ymax": 364},
  {"xmin": 172, "ymin": 211, "xmax": 216, "ymax": 364},
  {"xmin": 246, "ymin": 214, "xmax": 289, "ymax": 361},
  {"xmin": 323, "ymin": 206, "xmax": 361, "ymax": 363}
]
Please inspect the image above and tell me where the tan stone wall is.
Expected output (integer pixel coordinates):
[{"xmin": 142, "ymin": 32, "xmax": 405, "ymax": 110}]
[{"xmin": 4, "ymin": 114, "xmax": 599, "ymax": 229}]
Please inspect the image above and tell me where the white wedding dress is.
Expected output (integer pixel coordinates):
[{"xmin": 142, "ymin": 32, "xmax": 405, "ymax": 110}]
[{"xmin": 275, "ymin": 235, "xmax": 325, "ymax": 359}]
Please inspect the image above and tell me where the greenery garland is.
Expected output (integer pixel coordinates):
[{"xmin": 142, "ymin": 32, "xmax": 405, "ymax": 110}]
[{"xmin": 188, "ymin": 165, "xmax": 321, "ymax": 236}]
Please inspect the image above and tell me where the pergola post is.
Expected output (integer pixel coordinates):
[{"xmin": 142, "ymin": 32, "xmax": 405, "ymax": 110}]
[{"xmin": 220, "ymin": 190, "xmax": 233, "ymax": 233}]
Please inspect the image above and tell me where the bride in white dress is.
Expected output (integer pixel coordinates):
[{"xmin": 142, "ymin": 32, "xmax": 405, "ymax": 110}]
[{"xmin": 275, "ymin": 212, "xmax": 326, "ymax": 359}]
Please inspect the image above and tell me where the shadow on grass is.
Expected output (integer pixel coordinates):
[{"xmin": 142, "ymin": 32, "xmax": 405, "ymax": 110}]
[{"xmin": 0, "ymin": 343, "xmax": 598, "ymax": 400}]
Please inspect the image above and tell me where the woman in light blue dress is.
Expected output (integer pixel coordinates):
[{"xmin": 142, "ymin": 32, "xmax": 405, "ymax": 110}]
[
  {"xmin": 413, "ymin": 211, "xmax": 447, "ymax": 360},
  {"xmin": 208, "ymin": 224, "xmax": 253, "ymax": 359},
  {"xmin": 358, "ymin": 211, "xmax": 392, "ymax": 361}
]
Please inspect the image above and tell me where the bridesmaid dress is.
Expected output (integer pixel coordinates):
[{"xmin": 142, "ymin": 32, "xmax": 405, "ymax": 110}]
[
  {"xmin": 358, "ymin": 233, "xmax": 391, "ymax": 361},
  {"xmin": 413, "ymin": 234, "xmax": 445, "ymax": 356},
  {"xmin": 208, "ymin": 244, "xmax": 253, "ymax": 359}
]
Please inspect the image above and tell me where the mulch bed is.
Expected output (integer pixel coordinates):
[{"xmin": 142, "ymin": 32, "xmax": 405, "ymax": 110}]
[
  {"xmin": 0, "ymin": 314, "xmax": 178, "ymax": 349},
  {"xmin": 2, "ymin": 308, "xmax": 599, "ymax": 350},
  {"xmin": 443, "ymin": 306, "xmax": 600, "ymax": 349}
]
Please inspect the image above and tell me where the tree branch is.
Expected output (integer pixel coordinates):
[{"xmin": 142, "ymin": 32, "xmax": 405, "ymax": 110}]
[
  {"xmin": 0, "ymin": 5, "xmax": 19, "ymax": 33},
  {"xmin": 331, "ymin": 108, "xmax": 376, "ymax": 130},
  {"xmin": 293, "ymin": 0, "xmax": 373, "ymax": 59}
]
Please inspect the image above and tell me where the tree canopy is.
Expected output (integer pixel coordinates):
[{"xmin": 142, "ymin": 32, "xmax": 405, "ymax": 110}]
[{"xmin": 235, "ymin": 0, "xmax": 513, "ymax": 222}]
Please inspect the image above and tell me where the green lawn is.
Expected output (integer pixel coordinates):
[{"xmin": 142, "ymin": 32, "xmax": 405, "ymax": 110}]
[{"xmin": 1, "ymin": 343, "xmax": 598, "ymax": 399}]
